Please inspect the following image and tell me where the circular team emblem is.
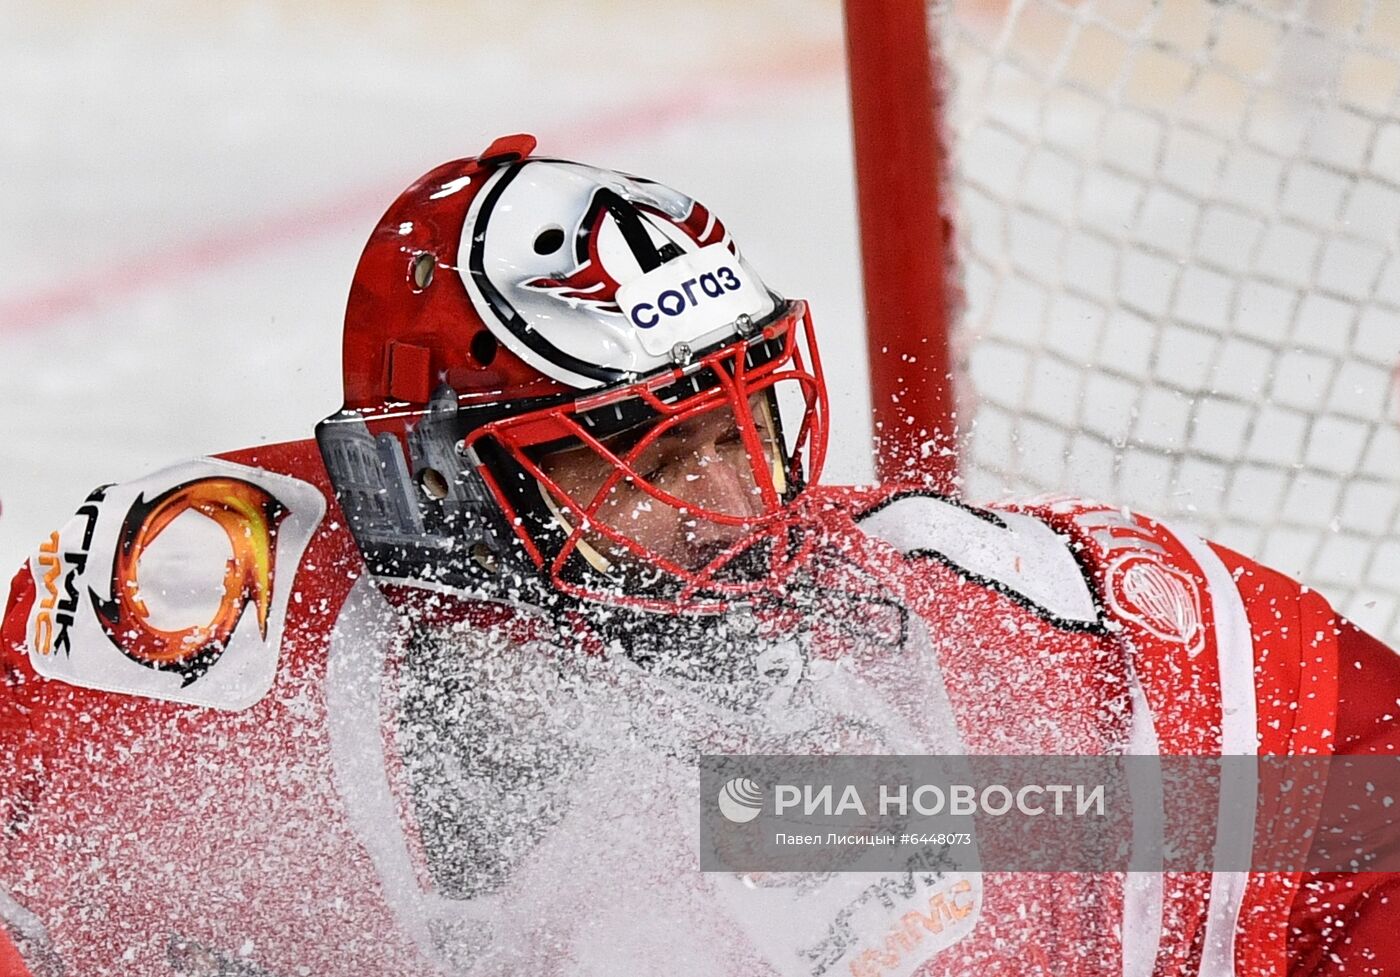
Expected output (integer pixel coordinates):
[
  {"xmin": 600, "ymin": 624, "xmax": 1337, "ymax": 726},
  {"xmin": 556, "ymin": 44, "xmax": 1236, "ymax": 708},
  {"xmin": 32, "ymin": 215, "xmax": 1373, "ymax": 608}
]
[
  {"xmin": 90, "ymin": 477, "xmax": 287, "ymax": 684},
  {"xmin": 1105, "ymin": 552, "xmax": 1206, "ymax": 659}
]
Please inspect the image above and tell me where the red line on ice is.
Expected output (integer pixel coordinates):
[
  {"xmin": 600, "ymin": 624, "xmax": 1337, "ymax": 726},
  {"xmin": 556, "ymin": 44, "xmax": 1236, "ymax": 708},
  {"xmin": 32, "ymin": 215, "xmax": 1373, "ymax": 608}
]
[{"xmin": 0, "ymin": 40, "xmax": 842, "ymax": 334}]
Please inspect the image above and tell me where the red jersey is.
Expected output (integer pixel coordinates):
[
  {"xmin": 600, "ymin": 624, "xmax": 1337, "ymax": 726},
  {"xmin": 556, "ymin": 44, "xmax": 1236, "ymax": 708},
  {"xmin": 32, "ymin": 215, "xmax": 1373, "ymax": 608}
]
[{"xmin": 0, "ymin": 438, "xmax": 1395, "ymax": 976}]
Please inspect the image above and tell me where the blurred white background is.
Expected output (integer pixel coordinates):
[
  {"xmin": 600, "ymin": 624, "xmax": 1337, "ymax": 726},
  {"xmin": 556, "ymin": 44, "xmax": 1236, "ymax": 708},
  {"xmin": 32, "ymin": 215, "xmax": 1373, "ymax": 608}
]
[{"xmin": 0, "ymin": 0, "xmax": 870, "ymax": 571}]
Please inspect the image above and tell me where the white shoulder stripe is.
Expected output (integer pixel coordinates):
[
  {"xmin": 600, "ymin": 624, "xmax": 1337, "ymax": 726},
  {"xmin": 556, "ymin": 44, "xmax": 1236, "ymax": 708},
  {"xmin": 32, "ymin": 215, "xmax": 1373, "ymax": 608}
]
[
  {"xmin": 1169, "ymin": 527, "xmax": 1257, "ymax": 977},
  {"xmin": 1121, "ymin": 669, "xmax": 1165, "ymax": 977},
  {"xmin": 857, "ymin": 495, "xmax": 1099, "ymax": 626}
]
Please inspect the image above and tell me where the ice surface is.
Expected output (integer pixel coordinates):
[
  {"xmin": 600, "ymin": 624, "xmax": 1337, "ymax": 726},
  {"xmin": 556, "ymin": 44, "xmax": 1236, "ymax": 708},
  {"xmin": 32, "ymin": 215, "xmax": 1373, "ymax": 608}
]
[{"xmin": 0, "ymin": 0, "xmax": 868, "ymax": 575}]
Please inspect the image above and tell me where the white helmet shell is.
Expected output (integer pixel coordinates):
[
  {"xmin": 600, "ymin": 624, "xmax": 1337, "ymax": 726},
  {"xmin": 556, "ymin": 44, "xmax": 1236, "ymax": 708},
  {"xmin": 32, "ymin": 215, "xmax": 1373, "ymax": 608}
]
[{"xmin": 460, "ymin": 160, "xmax": 780, "ymax": 389}]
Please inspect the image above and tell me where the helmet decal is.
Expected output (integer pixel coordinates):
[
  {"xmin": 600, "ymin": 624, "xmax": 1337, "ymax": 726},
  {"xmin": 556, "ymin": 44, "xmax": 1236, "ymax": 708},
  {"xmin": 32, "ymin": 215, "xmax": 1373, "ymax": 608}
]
[
  {"xmin": 462, "ymin": 160, "xmax": 776, "ymax": 389},
  {"xmin": 520, "ymin": 190, "xmax": 732, "ymax": 314},
  {"xmin": 466, "ymin": 164, "xmax": 629, "ymax": 387}
]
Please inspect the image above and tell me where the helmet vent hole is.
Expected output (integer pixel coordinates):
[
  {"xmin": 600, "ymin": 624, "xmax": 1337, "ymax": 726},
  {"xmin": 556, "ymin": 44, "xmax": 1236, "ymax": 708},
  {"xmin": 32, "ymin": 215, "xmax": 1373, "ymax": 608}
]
[
  {"xmin": 470, "ymin": 331, "xmax": 498, "ymax": 365},
  {"xmin": 533, "ymin": 226, "xmax": 566, "ymax": 255},
  {"xmin": 410, "ymin": 252, "xmax": 436, "ymax": 290},
  {"xmin": 418, "ymin": 467, "xmax": 450, "ymax": 500}
]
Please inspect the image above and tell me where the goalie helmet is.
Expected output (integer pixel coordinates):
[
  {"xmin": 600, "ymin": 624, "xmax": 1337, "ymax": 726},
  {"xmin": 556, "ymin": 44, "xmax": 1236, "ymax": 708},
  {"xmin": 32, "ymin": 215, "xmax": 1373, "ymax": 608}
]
[{"xmin": 318, "ymin": 134, "xmax": 829, "ymax": 616}]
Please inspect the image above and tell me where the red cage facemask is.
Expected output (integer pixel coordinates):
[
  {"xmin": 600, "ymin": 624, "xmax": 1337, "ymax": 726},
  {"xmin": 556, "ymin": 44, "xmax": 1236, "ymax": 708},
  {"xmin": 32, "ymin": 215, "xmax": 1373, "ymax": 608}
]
[{"xmin": 463, "ymin": 301, "xmax": 828, "ymax": 613}]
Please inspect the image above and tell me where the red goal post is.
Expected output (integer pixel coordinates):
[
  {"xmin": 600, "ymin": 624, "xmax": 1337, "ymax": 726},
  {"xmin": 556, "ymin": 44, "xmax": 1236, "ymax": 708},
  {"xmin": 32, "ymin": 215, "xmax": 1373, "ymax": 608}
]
[{"xmin": 845, "ymin": 0, "xmax": 960, "ymax": 491}]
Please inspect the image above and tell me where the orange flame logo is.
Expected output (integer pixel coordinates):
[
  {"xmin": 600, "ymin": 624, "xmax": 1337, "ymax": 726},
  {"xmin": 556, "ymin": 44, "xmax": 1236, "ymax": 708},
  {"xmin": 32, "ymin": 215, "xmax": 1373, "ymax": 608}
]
[{"xmin": 90, "ymin": 477, "xmax": 287, "ymax": 684}]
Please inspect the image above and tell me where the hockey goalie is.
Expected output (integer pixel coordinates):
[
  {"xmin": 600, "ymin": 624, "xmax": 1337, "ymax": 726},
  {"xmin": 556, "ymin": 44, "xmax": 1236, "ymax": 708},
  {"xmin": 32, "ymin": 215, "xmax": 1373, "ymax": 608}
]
[{"xmin": 3, "ymin": 135, "xmax": 1399, "ymax": 977}]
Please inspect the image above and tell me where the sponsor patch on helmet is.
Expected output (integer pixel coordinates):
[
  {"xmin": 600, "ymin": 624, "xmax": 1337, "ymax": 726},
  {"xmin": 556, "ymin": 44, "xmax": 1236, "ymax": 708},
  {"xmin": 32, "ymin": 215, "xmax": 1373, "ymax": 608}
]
[{"xmin": 617, "ymin": 244, "xmax": 766, "ymax": 356}]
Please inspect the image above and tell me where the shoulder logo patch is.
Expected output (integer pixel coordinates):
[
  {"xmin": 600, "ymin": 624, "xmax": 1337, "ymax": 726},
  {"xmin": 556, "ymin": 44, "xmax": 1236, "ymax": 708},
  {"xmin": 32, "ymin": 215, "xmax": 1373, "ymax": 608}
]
[
  {"xmin": 24, "ymin": 460, "xmax": 324, "ymax": 710},
  {"xmin": 1105, "ymin": 552, "xmax": 1205, "ymax": 658}
]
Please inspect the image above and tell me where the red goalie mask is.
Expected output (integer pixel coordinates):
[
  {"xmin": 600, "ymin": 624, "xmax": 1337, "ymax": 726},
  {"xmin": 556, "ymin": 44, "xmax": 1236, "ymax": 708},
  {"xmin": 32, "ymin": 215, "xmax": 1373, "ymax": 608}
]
[{"xmin": 320, "ymin": 134, "xmax": 829, "ymax": 613}]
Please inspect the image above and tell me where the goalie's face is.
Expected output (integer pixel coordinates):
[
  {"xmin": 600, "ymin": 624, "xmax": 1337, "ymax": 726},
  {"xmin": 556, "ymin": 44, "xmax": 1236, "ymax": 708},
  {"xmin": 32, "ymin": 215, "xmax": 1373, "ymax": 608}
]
[{"xmin": 536, "ymin": 394, "xmax": 785, "ymax": 573}]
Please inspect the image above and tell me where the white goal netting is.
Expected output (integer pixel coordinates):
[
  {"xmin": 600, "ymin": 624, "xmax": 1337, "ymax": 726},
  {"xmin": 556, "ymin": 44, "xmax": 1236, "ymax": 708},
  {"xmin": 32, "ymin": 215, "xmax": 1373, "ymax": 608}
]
[{"xmin": 936, "ymin": 0, "xmax": 1400, "ymax": 642}]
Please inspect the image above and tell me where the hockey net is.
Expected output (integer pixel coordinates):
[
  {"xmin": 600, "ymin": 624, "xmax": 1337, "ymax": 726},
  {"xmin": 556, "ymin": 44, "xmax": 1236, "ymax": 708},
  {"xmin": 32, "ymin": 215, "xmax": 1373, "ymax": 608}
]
[{"xmin": 857, "ymin": 0, "xmax": 1400, "ymax": 644}]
